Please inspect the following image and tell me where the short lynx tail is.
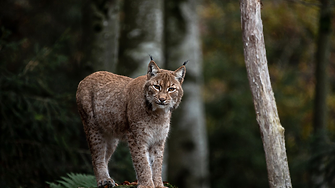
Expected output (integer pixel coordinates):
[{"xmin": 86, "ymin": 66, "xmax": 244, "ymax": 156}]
[{"xmin": 183, "ymin": 60, "xmax": 189, "ymax": 66}]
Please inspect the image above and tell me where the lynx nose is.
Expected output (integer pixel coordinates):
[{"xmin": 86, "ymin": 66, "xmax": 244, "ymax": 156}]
[{"xmin": 159, "ymin": 98, "xmax": 166, "ymax": 103}]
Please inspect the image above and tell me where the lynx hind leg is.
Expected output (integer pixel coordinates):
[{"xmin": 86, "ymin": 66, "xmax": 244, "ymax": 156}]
[
  {"xmin": 86, "ymin": 127, "xmax": 116, "ymax": 188},
  {"xmin": 77, "ymin": 91, "xmax": 116, "ymax": 187},
  {"xmin": 104, "ymin": 137, "xmax": 119, "ymax": 184}
]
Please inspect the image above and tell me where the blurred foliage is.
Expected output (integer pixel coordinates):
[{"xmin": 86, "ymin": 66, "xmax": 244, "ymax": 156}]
[
  {"xmin": 201, "ymin": 0, "xmax": 335, "ymax": 188},
  {"xmin": 0, "ymin": 0, "xmax": 134, "ymax": 187},
  {"xmin": 0, "ymin": 26, "xmax": 91, "ymax": 187},
  {"xmin": 1, "ymin": 0, "xmax": 335, "ymax": 188},
  {"xmin": 201, "ymin": 1, "xmax": 268, "ymax": 187}
]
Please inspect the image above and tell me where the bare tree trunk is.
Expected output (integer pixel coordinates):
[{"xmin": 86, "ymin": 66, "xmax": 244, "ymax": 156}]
[
  {"xmin": 82, "ymin": 0, "xmax": 120, "ymax": 72},
  {"xmin": 311, "ymin": 0, "xmax": 333, "ymax": 187},
  {"xmin": 240, "ymin": 1, "xmax": 292, "ymax": 188},
  {"xmin": 117, "ymin": 0, "xmax": 165, "ymax": 179},
  {"xmin": 165, "ymin": 1, "xmax": 209, "ymax": 188},
  {"xmin": 118, "ymin": 0, "xmax": 164, "ymax": 78},
  {"xmin": 313, "ymin": 0, "xmax": 332, "ymax": 141}
]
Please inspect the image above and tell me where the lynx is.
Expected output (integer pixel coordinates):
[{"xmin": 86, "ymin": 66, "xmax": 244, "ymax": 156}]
[{"xmin": 76, "ymin": 56, "xmax": 186, "ymax": 188}]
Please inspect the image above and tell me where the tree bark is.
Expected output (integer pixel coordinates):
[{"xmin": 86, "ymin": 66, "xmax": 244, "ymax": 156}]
[
  {"xmin": 165, "ymin": 1, "xmax": 209, "ymax": 188},
  {"xmin": 240, "ymin": 1, "xmax": 292, "ymax": 188},
  {"xmin": 82, "ymin": 0, "xmax": 120, "ymax": 73},
  {"xmin": 313, "ymin": 0, "xmax": 332, "ymax": 140},
  {"xmin": 311, "ymin": 0, "xmax": 333, "ymax": 187},
  {"xmin": 118, "ymin": 0, "xmax": 164, "ymax": 78}
]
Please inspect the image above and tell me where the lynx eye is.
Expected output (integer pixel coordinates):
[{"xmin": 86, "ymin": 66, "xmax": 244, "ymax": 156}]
[
  {"xmin": 153, "ymin": 85, "xmax": 161, "ymax": 90},
  {"xmin": 168, "ymin": 87, "xmax": 176, "ymax": 92}
]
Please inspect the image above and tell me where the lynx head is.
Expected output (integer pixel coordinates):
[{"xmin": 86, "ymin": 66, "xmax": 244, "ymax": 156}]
[{"xmin": 144, "ymin": 57, "xmax": 186, "ymax": 112}]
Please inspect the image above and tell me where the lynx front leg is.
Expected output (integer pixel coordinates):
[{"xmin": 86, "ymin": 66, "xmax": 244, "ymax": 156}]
[
  {"xmin": 127, "ymin": 134, "xmax": 154, "ymax": 188},
  {"xmin": 86, "ymin": 127, "xmax": 115, "ymax": 188},
  {"xmin": 149, "ymin": 140, "xmax": 167, "ymax": 188}
]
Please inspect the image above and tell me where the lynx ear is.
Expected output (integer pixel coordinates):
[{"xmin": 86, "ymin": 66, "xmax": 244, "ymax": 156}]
[
  {"xmin": 147, "ymin": 59, "xmax": 160, "ymax": 80},
  {"xmin": 174, "ymin": 64, "xmax": 186, "ymax": 84}
]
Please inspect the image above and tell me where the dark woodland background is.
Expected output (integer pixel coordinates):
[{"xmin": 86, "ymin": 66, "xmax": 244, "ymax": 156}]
[{"xmin": 1, "ymin": 0, "xmax": 335, "ymax": 188}]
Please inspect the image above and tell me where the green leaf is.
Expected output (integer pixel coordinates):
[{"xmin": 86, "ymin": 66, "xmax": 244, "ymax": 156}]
[{"xmin": 47, "ymin": 173, "xmax": 96, "ymax": 188}]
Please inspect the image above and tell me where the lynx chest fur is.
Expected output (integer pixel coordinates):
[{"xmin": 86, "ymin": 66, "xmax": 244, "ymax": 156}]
[{"xmin": 76, "ymin": 58, "xmax": 186, "ymax": 188}]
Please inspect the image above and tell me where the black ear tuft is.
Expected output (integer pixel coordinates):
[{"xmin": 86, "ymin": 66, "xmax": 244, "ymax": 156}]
[
  {"xmin": 174, "ymin": 66, "xmax": 186, "ymax": 84},
  {"xmin": 149, "ymin": 54, "xmax": 154, "ymax": 61},
  {"xmin": 147, "ymin": 61, "xmax": 160, "ymax": 80},
  {"xmin": 183, "ymin": 60, "xmax": 189, "ymax": 66}
]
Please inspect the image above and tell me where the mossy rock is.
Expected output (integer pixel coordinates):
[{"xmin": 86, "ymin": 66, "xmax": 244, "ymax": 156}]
[
  {"xmin": 114, "ymin": 182, "xmax": 177, "ymax": 188},
  {"xmin": 47, "ymin": 173, "xmax": 177, "ymax": 188}
]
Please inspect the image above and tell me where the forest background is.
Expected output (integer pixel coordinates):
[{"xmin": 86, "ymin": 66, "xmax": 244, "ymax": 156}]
[{"xmin": 1, "ymin": 0, "xmax": 335, "ymax": 188}]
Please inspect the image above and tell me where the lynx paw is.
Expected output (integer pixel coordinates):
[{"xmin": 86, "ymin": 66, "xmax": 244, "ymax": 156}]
[
  {"xmin": 154, "ymin": 182, "xmax": 167, "ymax": 188},
  {"xmin": 137, "ymin": 185, "xmax": 154, "ymax": 188},
  {"xmin": 154, "ymin": 183, "xmax": 167, "ymax": 188},
  {"xmin": 98, "ymin": 178, "xmax": 115, "ymax": 188}
]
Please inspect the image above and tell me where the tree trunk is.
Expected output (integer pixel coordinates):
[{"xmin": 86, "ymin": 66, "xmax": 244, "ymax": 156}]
[
  {"xmin": 117, "ymin": 0, "xmax": 165, "ymax": 179},
  {"xmin": 240, "ymin": 1, "xmax": 292, "ymax": 188},
  {"xmin": 165, "ymin": 1, "xmax": 209, "ymax": 188},
  {"xmin": 82, "ymin": 0, "xmax": 120, "ymax": 73},
  {"xmin": 118, "ymin": 0, "xmax": 164, "ymax": 78},
  {"xmin": 313, "ymin": 0, "xmax": 332, "ymax": 141},
  {"xmin": 311, "ymin": 0, "xmax": 333, "ymax": 187}
]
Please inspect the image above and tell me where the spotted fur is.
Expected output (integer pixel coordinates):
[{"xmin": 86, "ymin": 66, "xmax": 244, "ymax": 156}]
[{"xmin": 76, "ymin": 59, "xmax": 186, "ymax": 188}]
